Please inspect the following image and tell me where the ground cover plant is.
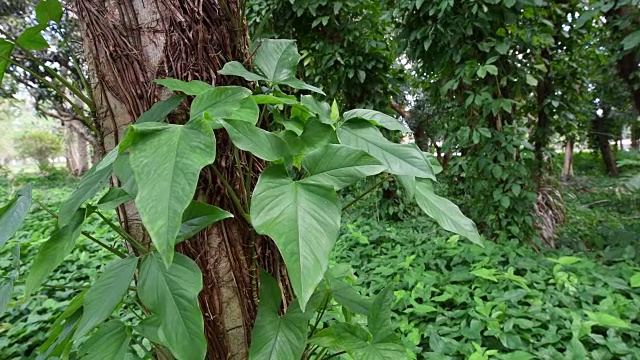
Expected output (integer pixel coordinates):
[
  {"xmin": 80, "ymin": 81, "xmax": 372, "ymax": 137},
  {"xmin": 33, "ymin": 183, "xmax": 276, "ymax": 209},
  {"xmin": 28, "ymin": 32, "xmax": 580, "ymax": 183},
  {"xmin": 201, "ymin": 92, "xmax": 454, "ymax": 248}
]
[{"xmin": 334, "ymin": 178, "xmax": 640, "ymax": 359}]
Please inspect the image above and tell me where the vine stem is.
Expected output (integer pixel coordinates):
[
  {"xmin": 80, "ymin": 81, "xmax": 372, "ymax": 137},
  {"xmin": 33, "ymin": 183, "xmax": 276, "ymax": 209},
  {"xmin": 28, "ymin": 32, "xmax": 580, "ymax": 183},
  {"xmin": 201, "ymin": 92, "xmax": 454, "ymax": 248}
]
[
  {"xmin": 94, "ymin": 210, "xmax": 147, "ymax": 254},
  {"xmin": 323, "ymin": 351, "xmax": 347, "ymax": 360},
  {"xmin": 342, "ymin": 174, "xmax": 391, "ymax": 211},
  {"xmin": 33, "ymin": 198, "xmax": 127, "ymax": 259},
  {"xmin": 212, "ymin": 165, "xmax": 251, "ymax": 223}
]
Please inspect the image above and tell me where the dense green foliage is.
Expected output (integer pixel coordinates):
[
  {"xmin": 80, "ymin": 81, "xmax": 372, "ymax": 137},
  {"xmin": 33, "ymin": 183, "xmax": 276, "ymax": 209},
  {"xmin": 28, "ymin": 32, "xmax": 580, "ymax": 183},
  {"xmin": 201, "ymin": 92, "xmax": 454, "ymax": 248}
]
[
  {"xmin": 335, "ymin": 172, "xmax": 640, "ymax": 359},
  {"xmin": 14, "ymin": 130, "xmax": 63, "ymax": 172}
]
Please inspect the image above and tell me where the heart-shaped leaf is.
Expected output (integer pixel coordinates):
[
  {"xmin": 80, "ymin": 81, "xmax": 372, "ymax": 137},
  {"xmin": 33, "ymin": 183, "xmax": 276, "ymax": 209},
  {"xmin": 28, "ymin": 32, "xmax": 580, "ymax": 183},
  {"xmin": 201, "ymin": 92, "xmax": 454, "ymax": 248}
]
[
  {"xmin": 251, "ymin": 165, "xmax": 340, "ymax": 310},
  {"xmin": 137, "ymin": 252, "xmax": 206, "ymax": 360},
  {"xmin": 127, "ymin": 119, "xmax": 215, "ymax": 266},
  {"xmin": 222, "ymin": 119, "xmax": 291, "ymax": 161},
  {"xmin": 302, "ymin": 144, "xmax": 386, "ymax": 190},
  {"xmin": 343, "ymin": 109, "xmax": 410, "ymax": 132}
]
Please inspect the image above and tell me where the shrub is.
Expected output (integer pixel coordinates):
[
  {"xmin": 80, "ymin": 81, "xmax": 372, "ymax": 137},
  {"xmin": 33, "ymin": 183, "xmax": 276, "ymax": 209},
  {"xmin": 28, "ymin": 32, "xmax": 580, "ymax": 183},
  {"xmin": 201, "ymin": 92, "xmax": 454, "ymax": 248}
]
[{"xmin": 14, "ymin": 130, "xmax": 63, "ymax": 173}]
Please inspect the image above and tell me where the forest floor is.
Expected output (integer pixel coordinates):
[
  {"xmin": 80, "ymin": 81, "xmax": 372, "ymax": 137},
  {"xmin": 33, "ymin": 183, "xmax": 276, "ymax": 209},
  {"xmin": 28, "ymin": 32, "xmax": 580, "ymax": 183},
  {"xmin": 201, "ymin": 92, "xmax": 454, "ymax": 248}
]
[{"xmin": 1, "ymin": 152, "xmax": 640, "ymax": 359}]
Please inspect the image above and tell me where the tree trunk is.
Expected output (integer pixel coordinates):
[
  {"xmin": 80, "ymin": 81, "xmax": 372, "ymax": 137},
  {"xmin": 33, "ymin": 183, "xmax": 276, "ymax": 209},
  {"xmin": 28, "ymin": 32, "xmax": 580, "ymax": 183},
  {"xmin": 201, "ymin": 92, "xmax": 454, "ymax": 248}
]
[
  {"xmin": 561, "ymin": 139, "xmax": 574, "ymax": 181},
  {"xmin": 63, "ymin": 127, "xmax": 89, "ymax": 176},
  {"xmin": 632, "ymin": 121, "xmax": 640, "ymax": 149},
  {"xmin": 592, "ymin": 112, "xmax": 618, "ymax": 175},
  {"xmin": 74, "ymin": 1, "xmax": 285, "ymax": 358}
]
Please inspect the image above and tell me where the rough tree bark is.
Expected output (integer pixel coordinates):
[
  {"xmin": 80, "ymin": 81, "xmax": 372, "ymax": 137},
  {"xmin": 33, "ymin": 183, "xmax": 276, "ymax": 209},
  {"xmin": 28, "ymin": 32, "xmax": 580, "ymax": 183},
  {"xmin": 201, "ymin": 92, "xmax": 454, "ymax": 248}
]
[{"xmin": 74, "ymin": 1, "xmax": 286, "ymax": 358}]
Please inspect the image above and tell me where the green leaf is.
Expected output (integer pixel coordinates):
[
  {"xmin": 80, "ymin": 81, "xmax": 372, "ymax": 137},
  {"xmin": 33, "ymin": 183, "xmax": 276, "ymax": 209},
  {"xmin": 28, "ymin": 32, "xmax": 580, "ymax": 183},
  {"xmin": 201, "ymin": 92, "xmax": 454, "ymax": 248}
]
[
  {"xmin": 79, "ymin": 320, "xmax": 130, "ymax": 360},
  {"xmin": 221, "ymin": 119, "xmax": 291, "ymax": 161},
  {"xmin": 137, "ymin": 94, "xmax": 186, "ymax": 123},
  {"xmin": 16, "ymin": 24, "xmax": 49, "ymax": 50},
  {"xmin": 154, "ymin": 79, "xmax": 213, "ymax": 95},
  {"xmin": 253, "ymin": 39, "xmax": 300, "ymax": 82},
  {"xmin": 343, "ymin": 109, "xmax": 410, "ymax": 132},
  {"xmin": 97, "ymin": 188, "xmax": 134, "ymax": 210},
  {"xmin": 135, "ymin": 315, "xmax": 163, "ymax": 345},
  {"xmin": 279, "ymin": 77, "xmax": 325, "ymax": 95},
  {"xmin": 113, "ymin": 153, "xmax": 137, "ymax": 196},
  {"xmin": 138, "ymin": 253, "xmax": 205, "ymax": 360},
  {"xmin": 300, "ymin": 95, "xmax": 332, "ymax": 124},
  {"xmin": 25, "ymin": 209, "xmax": 85, "ymax": 295},
  {"xmin": 368, "ymin": 287, "xmax": 399, "ymax": 343},
  {"xmin": 59, "ymin": 164, "xmax": 112, "ymax": 226},
  {"xmin": 471, "ymin": 268, "xmax": 499, "ymax": 282},
  {"xmin": 312, "ymin": 323, "xmax": 407, "ymax": 360},
  {"xmin": 630, "ymin": 273, "xmax": 640, "ymax": 288},
  {"xmin": 584, "ymin": 311, "xmax": 630, "ymax": 329},
  {"xmin": 128, "ymin": 119, "xmax": 215, "ymax": 266},
  {"xmin": 622, "ymin": 30, "xmax": 640, "ymax": 51},
  {"xmin": 190, "ymin": 86, "xmax": 252, "ymax": 125},
  {"xmin": 330, "ymin": 100, "xmax": 340, "ymax": 122},
  {"xmin": 176, "ymin": 201, "xmax": 233, "ymax": 243},
  {"xmin": 485, "ymin": 64, "xmax": 498, "ymax": 76},
  {"xmin": 326, "ymin": 271, "xmax": 371, "ymax": 315},
  {"xmin": 35, "ymin": 0, "xmax": 63, "ymax": 24},
  {"xmin": 252, "ymin": 94, "xmax": 298, "ymax": 105},
  {"xmin": 357, "ymin": 69, "xmax": 366, "ymax": 83},
  {"xmin": 225, "ymin": 96, "xmax": 260, "ymax": 124},
  {"xmin": 0, "ymin": 184, "xmax": 32, "ymax": 248},
  {"xmin": 546, "ymin": 256, "xmax": 582, "ymax": 265},
  {"xmin": 0, "ymin": 281, "xmax": 13, "ymax": 316},
  {"xmin": 251, "ymin": 165, "xmax": 340, "ymax": 310},
  {"xmin": 249, "ymin": 270, "xmax": 316, "ymax": 360},
  {"xmin": 526, "ymin": 74, "xmax": 538, "ymax": 86},
  {"xmin": 219, "ymin": 61, "xmax": 268, "ymax": 82},
  {"xmin": 75, "ymin": 257, "xmax": 138, "ymax": 339},
  {"xmin": 396, "ymin": 175, "xmax": 416, "ymax": 202},
  {"xmin": 337, "ymin": 120, "xmax": 435, "ymax": 179},
  {"xmin": 302, "ymin": 144, "xmax": 385, "ymax": 190},
  {"xmin": 280, "ymin": 120, "xmax": 338, "ymax": 156},
  {"xmin": 0, "ymin": 39, "xmax": 14, "ymax": 84},
  {"xmin": 39, "ymin": 309, "xmax": 82, "ymax": 358},
  {"xmin": 415, "ymin": 179, "xmax": 482, "ymax": 245}
]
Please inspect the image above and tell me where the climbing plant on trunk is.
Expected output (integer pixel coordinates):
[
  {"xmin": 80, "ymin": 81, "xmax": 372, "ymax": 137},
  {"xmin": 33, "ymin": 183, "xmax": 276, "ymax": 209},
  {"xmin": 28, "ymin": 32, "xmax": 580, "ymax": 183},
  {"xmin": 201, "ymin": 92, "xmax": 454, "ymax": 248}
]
[{"xmin": 0, "ymin": 2, "xmax": 482, "ymax": 359}]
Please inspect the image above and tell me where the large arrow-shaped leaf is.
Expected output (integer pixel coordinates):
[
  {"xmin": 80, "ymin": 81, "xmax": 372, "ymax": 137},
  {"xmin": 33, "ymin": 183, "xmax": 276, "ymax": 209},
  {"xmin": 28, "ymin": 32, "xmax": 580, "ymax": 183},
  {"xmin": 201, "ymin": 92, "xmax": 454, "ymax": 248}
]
[
  {"xmin": 0, "ymin": 184, "xmax": 32, "ymax": 247},
  {"xmin": 302, "ymin": 144, "xmax": 386, "ymax": 190},
  {"xmin": 221, "ymin": 119, "xmax": 291, "ymax": 161},
  {"xmin": 249, "ymin": 270, "xmax": 319, "ymax": 360},
  {"xmin": 25, "ymin": 209, "xmax": 85, "ymax": 295},
  {"xmin": 251, "ymin": 165, "xmax": 340, "ymax": 310},
  {"xmin": 58, "ymin": 164, "xmax": 112, "ymax": 226},
  {"xmin": 75, "ymin": 257, "xmax": 138, "ymax": 339},
  {"xmin": 343, "ymin": 109, "xmax": 410, "ymax": 132},
  {"xmin": 78, "ymin": 320, "xmax": 131, "ymax": 360},
  {"xmin": 337, "ymin": 120, "xmax": 435, "ymax": 179},
  {"xmin": 128, "ymin": 119, "xmax": 215, "ymax": 266},
  {"xmin": 190, "ymin": 86, "xmax": 251, "ymax": 124},
  {"xmin": 253, "ymin": 39, "xmax": 300, "ymax": 82},
  {"xmin": 137, "ymin": 252, "xmax": 205, "ymax": 360},
  {"xmin": 415, "ymin": 179, "xmax": 482, "ymax": 245}
]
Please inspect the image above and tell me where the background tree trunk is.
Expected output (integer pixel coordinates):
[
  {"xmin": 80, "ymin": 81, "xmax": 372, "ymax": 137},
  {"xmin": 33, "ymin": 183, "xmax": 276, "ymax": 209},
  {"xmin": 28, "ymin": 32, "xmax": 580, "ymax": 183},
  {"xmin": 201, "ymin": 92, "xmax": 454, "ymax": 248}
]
[
  {"xmin": 592, "ymin": 111, "xmax": 618, "ymax": 175},
  {"xmin": 561, "ymin": 139, "xmax": 574, "ymax": 181},
  {"xmin": 63, "ymin": 127, "xmax": 89, "ymax": 176},
  {"xmin": 74, "ymin": 1, "xmax": 286, "ymax": 358}
]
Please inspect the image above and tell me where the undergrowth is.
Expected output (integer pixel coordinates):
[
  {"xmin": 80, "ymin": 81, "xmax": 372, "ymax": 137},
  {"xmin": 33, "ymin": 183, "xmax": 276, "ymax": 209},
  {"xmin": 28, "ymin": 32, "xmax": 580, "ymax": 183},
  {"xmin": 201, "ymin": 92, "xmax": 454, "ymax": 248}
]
[{"xmin": 334, "ymin": 173, "xmax": 640, "ymax": 359}]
